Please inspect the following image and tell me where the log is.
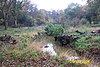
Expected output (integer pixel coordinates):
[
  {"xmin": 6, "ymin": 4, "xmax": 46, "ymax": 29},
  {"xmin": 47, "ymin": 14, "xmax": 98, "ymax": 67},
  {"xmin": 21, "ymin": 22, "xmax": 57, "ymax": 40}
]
[{"xmin": 0, "ymin": 35, "xmax": 17, "ymax": 44}]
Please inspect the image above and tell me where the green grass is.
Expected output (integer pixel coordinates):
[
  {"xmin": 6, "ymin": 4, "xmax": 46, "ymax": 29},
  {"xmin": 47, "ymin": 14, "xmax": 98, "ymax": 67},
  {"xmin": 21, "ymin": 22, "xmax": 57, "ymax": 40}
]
[
  {"xmin": 0, "ymin": 51, "xmax": 5, "ymax": 61},
  {"xmin": 0, "ymin": 27, "xmax": 37, "ymax": 60},
  {"xmin": 4, "ymin": 49, "xmax": 40, "ymax": 60},
  {"xmin": 0, "ymin": 27, "xmax": 35, "ymax": 35}
]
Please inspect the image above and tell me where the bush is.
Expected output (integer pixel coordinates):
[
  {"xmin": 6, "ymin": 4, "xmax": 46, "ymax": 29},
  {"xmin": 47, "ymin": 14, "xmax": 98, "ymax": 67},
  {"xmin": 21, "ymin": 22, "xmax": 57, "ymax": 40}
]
[
  {"xmin": 80, "ymin": 18, "xmax": 88, "ymax": 25},
  {"xmin": 75, "ymin": 36, "xmax": 100, "ymax": 51},
  {"xmin": 45, "ymin": 24, "xmax": 64, "ymax": 36}
]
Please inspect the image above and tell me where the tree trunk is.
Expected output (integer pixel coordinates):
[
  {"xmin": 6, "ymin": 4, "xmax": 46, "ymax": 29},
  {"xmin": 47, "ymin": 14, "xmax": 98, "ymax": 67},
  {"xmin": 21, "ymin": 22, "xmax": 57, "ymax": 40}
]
[
  {"xmin": 14, "ymin": 16, "xmax": 17, "ymax": 27},
  {"xmin": 89, "ymin": 19, "xmax": 92, "ymax": 24},
  {"xmin": 3, "ymin": 11, "xmax": 8, "ymax": 30},
  {"xmin": 4, "ymin": 20, "xmax": 8, "ymax": 30}
]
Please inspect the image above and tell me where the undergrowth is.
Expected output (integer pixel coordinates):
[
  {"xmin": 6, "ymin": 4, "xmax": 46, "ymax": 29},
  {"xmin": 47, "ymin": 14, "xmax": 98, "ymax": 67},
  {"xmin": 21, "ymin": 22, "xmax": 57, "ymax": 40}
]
[
  {"xmin": 75, "ymin": 35, "xmax": 100, "ymax": 51},
  {"xmin": 0, "ymin": 27, "xmax": 97, "ymax": 67}
]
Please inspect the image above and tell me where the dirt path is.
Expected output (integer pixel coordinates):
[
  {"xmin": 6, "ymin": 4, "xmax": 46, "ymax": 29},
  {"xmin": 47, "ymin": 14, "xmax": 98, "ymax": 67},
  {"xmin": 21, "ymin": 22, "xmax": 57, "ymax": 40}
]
[{"xmin": 88, "ymin": 27, "xmax": 100, "ymax": 30}]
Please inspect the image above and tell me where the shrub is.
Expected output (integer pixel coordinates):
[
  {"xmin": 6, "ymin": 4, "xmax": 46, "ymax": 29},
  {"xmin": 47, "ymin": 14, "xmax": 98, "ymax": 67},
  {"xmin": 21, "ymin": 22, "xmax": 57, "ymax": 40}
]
[
  {"xmin": 45, "ymin": 24, "xmax": 64, "ymax": 36},
  {"xmin": 80, "ymin": 18, "xmax": 88, "ymax": 25},
  {"xmin": 75, "ymin": 36, "xmax": 100, "ymax": 51}
]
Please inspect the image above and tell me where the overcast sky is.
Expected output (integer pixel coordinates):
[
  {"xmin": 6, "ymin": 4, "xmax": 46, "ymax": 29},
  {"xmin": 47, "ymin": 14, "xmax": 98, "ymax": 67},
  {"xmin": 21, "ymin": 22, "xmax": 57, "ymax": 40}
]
[{"xmin": 31, "ymin": 0, "xmax": 86, "ymax": 11}]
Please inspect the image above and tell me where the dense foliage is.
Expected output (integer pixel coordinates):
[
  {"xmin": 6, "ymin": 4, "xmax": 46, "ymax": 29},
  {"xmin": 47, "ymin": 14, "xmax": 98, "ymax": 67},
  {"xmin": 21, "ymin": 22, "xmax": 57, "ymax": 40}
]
[
  {"xmin": 45, "ymin": 24, "xmax": 64, "ymax": 36},
  {"xmin": 0, "ymin": 0, "xmax": 100, "ymax": 30},
  {"xmin": 75, "ymin": 36, "xmax": 100, "ymax": 51}
]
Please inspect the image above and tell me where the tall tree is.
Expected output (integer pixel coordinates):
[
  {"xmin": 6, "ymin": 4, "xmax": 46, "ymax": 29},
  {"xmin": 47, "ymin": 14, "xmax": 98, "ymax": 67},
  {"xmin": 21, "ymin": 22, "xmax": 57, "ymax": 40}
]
[
  {"xmin": 0, "ymin": 0, "xmax": 14, "ymax": 30},
  {"xmin": 64, "ymin": 3, "xmax": 83, "ymax": 19},
  {"xmin": 86, "ymin": 0, "xmax": 100, "ymax": 24}
]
